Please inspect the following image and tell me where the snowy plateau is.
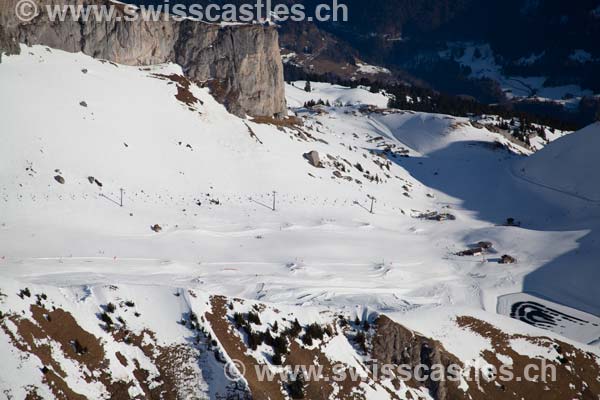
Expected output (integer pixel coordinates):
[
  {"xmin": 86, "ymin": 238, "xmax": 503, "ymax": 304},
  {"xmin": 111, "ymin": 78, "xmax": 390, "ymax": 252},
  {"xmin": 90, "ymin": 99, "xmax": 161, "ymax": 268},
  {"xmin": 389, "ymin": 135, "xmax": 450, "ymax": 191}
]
[{"xmin": 1, "ymin": 45, "xmax": 600, "ymax": 399}]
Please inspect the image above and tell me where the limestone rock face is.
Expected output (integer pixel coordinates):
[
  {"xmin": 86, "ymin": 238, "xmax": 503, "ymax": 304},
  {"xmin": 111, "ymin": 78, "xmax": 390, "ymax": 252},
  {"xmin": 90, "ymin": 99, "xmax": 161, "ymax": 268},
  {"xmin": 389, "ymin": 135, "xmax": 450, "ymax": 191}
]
[
  {"xmin": 372, "ymin": 315, "xmax": 461, "ymax": 400},
  {"xmin": 175, "ymin": 21, "xmax": 285, "ymax": 118},
  {"xmin": 0, "ymin": 0, "xmax": 285, "ymax": 117}
]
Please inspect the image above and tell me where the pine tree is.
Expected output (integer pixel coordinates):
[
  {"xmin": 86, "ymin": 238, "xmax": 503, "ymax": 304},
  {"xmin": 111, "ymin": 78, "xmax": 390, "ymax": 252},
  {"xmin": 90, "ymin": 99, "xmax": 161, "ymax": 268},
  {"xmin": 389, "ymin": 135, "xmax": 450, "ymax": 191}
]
[
  {"xmin": 304, "ymin": 81, "xmax": 312, "ymax": 93},
  {"xmin": 247, "ymin": 329, "xmax": 262, "ymax": 350},
  {"xmin": 286, "ymin": 318, "xmax": 302, "ymax": 337},
  {"xmin": 264, "ymin": 329, "xmax": 274, "ymax": 346},
  {"xmin": 355, "ymin": 331, "xmax": 366, "ymax": 352},
  {"xmin": 305, "ymin": 323, "xmax": 324, "ymax": 340},
  {"xmin": 272, "ymin": 335, "xmax": 288, "ymax": 354},
  {"xmin": 301, "ymin": 334, "xmax": 313, "ymax": 346},
  {"xmin": 288, "ymin": 373, "xmax": 305, "ymax": 399},
  {"xmin": 248, "ymin": 311, "xmax": 261, "ymax": 325},
  {"xmin": 272, "ymin": 351, "xmax": 283, "ymax": 365},
  {"xmin": 233, "ymin": 312, "xmax": 244, "ymax": 327}
]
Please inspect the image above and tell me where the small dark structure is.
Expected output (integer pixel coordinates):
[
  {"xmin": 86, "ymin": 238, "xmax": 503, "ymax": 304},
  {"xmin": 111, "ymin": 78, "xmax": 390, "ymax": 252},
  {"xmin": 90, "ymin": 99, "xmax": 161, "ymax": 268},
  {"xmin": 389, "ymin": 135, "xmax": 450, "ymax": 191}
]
[
  {"xmin": 505, "ymin": 218, "xmax": 521, "ymax": 227},
  {"xmin": 419, "ymin": 211, "xmax": 456, "ymax": 221},
  {"xmin": 457, "ymin": 241, "xmax": 493, "ymax": 257},
  {"xmin": 499, "ymin": 254, "xmax": 517, "ymax": 264},
  {"xmin": 477, "ymin": 241, "xmax": 493, "ymax": 250},
  {"xmin": 151, "ymin": 224, "xmax": 162, "ymax": 233},
  {"xmin": 457, "ymin": 247, "xmax": 484, "ymax": 257}
]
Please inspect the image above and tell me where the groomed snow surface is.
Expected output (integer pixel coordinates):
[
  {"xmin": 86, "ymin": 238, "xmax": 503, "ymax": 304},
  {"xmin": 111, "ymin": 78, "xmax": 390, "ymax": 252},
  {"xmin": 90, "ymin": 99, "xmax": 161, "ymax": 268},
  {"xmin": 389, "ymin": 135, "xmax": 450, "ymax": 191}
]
[{"xmin": 1, "ymin": 45, "xmax": 600, "ymax": 397}]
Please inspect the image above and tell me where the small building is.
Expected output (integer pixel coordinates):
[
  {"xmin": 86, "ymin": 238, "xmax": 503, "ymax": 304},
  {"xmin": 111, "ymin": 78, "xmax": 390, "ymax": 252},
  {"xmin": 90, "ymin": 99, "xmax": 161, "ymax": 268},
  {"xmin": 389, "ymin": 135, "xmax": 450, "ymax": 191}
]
[
  {"xmin": 477, "ymin": 241, "xmax": 493, "ymax": 250},
  {"xmin": 499, "ymin": 254, "xmax": 517, "ymax": 264},
  {"xmin": 505, "ymin": 218, "xmax": 521, "ymax": 227},
  {"xmin": 457, "ymin": 247, "xmax": 484, "ymax": 257},
  {"xmin": 419, "ymin": 211, "xmax": 456, "ymax": 221}
]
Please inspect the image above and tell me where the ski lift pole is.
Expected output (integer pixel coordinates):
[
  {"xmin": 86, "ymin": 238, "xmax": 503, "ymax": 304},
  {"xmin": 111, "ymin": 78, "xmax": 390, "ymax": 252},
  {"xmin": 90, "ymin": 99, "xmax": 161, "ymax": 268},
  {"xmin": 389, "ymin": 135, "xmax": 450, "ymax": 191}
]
[{"xmin": 368, "ymin": 195, "xmax": 375, "ymax": 214}]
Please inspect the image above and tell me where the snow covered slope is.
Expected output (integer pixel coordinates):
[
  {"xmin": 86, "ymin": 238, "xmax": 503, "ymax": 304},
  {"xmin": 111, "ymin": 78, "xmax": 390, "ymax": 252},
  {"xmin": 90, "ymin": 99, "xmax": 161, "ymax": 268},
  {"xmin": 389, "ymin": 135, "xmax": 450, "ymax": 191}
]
[
  {"xmin": 516, "ymin": 122, "xmax": 600, "ymax": 202},
  {"xmin": 1, "ymin": 45, "xmax": 600, "ymax": 398},
  {"xmin": 286, "ymin": 81, "xmax": 390, "ymax": 109}
]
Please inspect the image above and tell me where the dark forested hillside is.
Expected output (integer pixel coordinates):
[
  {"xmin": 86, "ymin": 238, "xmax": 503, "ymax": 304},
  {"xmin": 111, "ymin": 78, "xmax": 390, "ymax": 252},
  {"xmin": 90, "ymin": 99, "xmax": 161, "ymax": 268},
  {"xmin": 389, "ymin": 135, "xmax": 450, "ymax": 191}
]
[{"xmin": 129, "ymin": 0, "xmax": 600, "ymax": 125}]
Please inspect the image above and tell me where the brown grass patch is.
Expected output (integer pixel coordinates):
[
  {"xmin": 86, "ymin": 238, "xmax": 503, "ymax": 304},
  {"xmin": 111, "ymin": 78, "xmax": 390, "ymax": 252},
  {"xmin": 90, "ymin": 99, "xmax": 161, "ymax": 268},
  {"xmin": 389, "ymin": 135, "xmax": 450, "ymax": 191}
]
[
  {"xmin": 152, "ymin": 74, "xmax": 202, "ymax": 107},
  {"xmin": 112, "ymin": 328, "xmax": 199, "ymax": 400},
  {"xmin": 1, "ymin": 305, "xmax": 106, "ymax": 399},
  {"xmin": 252, "ymin": 115, "xmax": 302, "ymax": 128},
  {"xmin": 0, "ymin": 304, "xmax": 196, "ymax": 399},
  {"xmin": 115, "ymin": 351, "xmax": 128, "ymax": 367}
]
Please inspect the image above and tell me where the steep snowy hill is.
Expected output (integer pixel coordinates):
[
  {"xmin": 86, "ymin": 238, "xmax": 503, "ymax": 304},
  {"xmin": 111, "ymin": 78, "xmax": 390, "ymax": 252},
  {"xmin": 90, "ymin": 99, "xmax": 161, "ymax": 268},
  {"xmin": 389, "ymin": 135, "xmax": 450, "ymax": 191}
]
[
  {"xmin": 516, "ymin": 122, "xmax": 600, "ymax": 202},
  {"xmin": 1, "ymin": 45, "xmax": 600, "ymax": 399}
]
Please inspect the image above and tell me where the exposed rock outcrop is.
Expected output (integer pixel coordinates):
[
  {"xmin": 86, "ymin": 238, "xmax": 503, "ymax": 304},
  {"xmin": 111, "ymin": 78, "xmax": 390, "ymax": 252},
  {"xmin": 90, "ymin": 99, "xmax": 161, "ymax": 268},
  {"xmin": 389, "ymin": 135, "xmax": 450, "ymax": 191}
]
[
  {"xmin": 303, "ymin": 150, "xmax": 321, "ymax": 167},
  {"xmin": 0, "ymin": 0, "xmax": 285, "ymax": 117},
  {"xmin": 372, "ymin": 315, "xmax": 462, "ymax": 400}
]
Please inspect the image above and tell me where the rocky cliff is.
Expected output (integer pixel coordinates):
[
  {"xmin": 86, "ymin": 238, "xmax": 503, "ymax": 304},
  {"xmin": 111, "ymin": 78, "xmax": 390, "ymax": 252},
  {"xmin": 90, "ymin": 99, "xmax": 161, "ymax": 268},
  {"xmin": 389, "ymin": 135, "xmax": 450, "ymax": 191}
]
[{"xmin": 0, "ymin": 0, "xmax": 286, "ymax": 117}]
